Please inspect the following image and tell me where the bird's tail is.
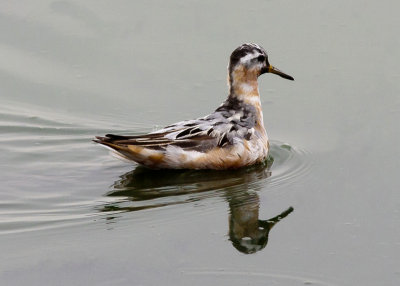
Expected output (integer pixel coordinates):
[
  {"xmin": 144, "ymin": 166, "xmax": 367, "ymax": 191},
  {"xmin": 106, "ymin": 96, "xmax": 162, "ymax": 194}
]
[
  {"xmin": 93, "ymin": 135, "xmax": 134, "ymax": 160},
  {"xmin": 93, "ymin": 135, "xmax": 165, "ymax": 167}
]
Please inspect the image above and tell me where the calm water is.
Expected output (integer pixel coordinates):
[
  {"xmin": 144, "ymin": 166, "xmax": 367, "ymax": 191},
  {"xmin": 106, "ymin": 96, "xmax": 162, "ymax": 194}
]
[{"xmin": 1, "ymin": 1, "xmax": 399, "ymax": 285}]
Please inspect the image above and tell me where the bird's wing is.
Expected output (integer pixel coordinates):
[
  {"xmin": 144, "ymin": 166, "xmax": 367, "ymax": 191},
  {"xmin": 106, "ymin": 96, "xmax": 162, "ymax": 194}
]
[{"xmin": 94, "ymin": 114, "xmax": 254, "ymax": 153}]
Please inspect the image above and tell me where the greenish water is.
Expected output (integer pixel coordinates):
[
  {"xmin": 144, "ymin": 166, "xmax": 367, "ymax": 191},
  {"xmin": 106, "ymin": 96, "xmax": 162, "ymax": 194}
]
[{"xmin": 1, "ymin": 1, "xmax": 399, "ymax": 285}]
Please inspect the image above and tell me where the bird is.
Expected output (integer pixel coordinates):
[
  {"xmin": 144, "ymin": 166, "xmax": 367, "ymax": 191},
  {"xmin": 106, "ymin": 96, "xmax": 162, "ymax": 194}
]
[{"xmin": 94, "ymin": 43, "xmax": 294, "ymax": 170}]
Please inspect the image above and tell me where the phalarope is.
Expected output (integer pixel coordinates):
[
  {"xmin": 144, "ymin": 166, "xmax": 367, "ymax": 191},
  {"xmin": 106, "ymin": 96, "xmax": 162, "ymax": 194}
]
[{"xmin": 94, "ymin": 43, "xmax": 293, "ymax": 169}]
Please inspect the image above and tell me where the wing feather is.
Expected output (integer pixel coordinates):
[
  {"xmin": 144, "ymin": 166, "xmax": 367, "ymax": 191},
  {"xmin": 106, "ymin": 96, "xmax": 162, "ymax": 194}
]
[
  {"xmin": 95, "ymin": 107, "xmax": 255, "ymax": 156},
  {"xmin": 95, "ymin": 124, "xmax": 218, "ymax": 153}
]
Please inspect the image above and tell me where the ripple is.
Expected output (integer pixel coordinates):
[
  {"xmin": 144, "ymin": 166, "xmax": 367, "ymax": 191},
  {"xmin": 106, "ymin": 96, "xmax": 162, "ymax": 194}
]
[
  {"xmin": 0, "ymin": 104, "xmax": 132, "ymax": 235},
  {"xmin": 268, "ymin": 141, "xmax": 313, "ymax": 189},
  {"xmin": 0, "ymin": 200, "xmax": 97, "ymax": 235}
]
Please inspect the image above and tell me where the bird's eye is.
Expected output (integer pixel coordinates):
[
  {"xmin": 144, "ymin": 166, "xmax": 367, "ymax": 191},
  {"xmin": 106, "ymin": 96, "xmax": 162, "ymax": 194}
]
[{"xmin": 257, "ymin": 55, "xmax": 266, "ymax": 62}]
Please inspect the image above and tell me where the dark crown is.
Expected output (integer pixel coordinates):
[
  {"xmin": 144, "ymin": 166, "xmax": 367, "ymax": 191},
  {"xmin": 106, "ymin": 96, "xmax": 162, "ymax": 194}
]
[{"xmin": 229, "ymin": 43, "xmax": 268, "ymax": 69}]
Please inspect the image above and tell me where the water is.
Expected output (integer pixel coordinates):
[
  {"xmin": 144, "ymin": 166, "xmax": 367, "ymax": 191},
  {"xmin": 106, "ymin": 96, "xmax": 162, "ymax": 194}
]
[{"xmin": 1, "ymin": 1, "xmax": 399, "ymax": 285}]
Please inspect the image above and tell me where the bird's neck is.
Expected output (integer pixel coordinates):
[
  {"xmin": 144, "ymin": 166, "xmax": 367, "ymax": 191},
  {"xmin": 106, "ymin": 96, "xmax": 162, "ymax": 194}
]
[
  {"xmin": 229, "ymin": 79, "xmax": 260, "ymax": 103},
  {"xmin": 228, "ymin": 67, "xmax": 261, "ymax": 104},
  {"xmin": 227, "ymin": 71, "xmax": 264, "ymax": 128}
]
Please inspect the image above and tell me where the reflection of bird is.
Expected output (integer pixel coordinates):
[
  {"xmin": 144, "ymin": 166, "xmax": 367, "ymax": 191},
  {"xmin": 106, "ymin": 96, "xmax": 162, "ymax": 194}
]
[
  {"xmin": 100, "ymin": 160, "xmax": 294, "ymax": 254},
  {"xmin": 103, "ymin": 161, "xmax": 273, "ymax": 211},
  {"xmin": 228, "ymin": 190, "xmax": 293, "ymax": 254},
  {"xmin": 94, "ymin": 43, "xmax": 294, "ymax": 169}
]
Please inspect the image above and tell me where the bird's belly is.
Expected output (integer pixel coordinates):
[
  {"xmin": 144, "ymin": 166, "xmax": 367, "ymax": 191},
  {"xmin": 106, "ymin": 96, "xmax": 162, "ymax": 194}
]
[{"xmin": 157, "ymin": 138, "xmax": 269, "ymax": 170}]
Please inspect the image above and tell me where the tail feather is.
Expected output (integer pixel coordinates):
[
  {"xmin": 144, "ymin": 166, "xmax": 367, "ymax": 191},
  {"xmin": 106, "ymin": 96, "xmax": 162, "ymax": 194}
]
[
  {"xmin": 93, "ymin": 134, "xmax": 165, "ymax": 167},
  {"xmin": 93, "ymin": 136, "xmax": 125, "ymax": 151},
  {"xmin": 93, "ymin": 134, "xmax": 128, "ymax": 142},
  {"xmin": 105, "ymin": 134, "xmax": 131, "ymax": 141}
]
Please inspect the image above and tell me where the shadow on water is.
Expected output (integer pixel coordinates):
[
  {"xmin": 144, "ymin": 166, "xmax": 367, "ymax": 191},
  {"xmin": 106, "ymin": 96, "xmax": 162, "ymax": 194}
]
[{"xmin": 100, "ymin": 154, "xmax": 294, "ymax": 254}]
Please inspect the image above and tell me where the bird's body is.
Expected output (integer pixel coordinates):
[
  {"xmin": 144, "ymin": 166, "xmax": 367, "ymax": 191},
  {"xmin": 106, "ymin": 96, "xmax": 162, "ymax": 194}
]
[{"xmin": 94, "ymin": 43, "xmax": 293, "ymax": 170}]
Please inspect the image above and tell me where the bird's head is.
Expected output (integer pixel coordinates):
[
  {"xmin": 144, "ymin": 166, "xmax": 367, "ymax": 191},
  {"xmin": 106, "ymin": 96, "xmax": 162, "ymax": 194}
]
[{"xmin": 228, "ymin": 43, "xmax": 294, "ymax": 84}]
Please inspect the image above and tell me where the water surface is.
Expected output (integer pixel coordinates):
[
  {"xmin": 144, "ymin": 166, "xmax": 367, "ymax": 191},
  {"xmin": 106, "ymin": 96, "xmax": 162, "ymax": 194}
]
[{"xmin": 1, "ymin": 1, "xmax": 399, "ymax": 285}]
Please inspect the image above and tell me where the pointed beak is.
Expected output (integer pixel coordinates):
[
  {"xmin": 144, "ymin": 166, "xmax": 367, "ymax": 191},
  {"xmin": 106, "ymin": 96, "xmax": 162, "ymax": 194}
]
[{"xmin": 268, "ymin": 65, "xmax": 294, "ymax": 81}]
